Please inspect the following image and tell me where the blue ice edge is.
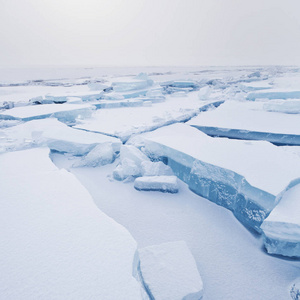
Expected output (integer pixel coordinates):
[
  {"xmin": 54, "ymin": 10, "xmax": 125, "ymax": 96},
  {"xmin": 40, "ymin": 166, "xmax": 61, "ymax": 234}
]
[
  {"xmin": 145, "ymin": 141, "xmax": 274, "ymax": 233},
  {"xmin": 191, "ymin": 125, "xmax": 300, "ymax": 146},
  {"xmin": 247, "ymin": 90, "xmax": 300, "ymax": 101},
  {"xmin": 144, "ymin": 140, "xmax": 300, "ymax": 257}
]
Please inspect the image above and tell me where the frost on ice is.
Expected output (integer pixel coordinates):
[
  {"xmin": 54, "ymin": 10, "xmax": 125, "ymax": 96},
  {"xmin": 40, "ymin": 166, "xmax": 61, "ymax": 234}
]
[{"xmin": 137, "ymin": 241, "xmax": 203, "ymax": 300}]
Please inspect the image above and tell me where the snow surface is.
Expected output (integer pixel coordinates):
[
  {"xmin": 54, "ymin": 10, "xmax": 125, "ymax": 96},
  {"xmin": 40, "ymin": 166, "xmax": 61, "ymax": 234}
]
[
  {"xmin": 0, "ymin": 148, "xmax": 142, "ymax": 299},
  {"xmin": 51, "ymin": 154, "xmax": 300, "ymax": 300},
  {"xmin": 138, "ymin": 241, "xmax": 203, "ymax": 300}
]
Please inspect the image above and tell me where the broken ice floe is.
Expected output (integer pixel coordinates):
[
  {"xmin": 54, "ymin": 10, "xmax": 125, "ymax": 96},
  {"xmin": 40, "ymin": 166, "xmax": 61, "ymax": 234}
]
[
  {"xmin": 0, "ymin": 118, "xmax": 121, "ymax": 155},
  {"xmin": 138, "ymin": 123, "xmax": 300, "ymax": 232},
  {"xmin": 188, "ymin": 101, "xmax": 300, "ymax": 146},
  {"xmin": 0, "ymin": 103, "xmax": 94, "ymax": 123},
  {"xmin": 134, "ymin": 176, "xmax": 179, "ymax": 193},
  {"xmin": 137, "ymin": 241, "xmax": 203, "ymax": 300}
]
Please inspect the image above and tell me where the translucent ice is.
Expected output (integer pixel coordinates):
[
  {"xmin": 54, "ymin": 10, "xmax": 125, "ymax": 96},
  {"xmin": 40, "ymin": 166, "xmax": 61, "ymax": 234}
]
[
  {"xmin": 120, "ymin": 145, "xmax": 150, "ymax": 167},
  {"xmin": 140, "ymin": 123, "xmax": 300, "ymax": 231},
  {"xmin": 247, "ymin": 90, "xmax": 300, "ymax": 101},
  {"xmin": 141, "ymin": 161, "xmax": 174, "ymax": 176},
  {"xmin": 112, "ymin": 73, "xmax": 153, "ymax": 92},
  {"xmin": 134, "ymin": 176, "xmax": 179, "ymax": 193},
  {"xmin": 261, "ymin": 182, "xmax": 300, "ymax": 257},
  {"xmin": 72, "ymin": 143, "xmax": 114, "ymax": 167},
  {"xmin": 137, "ymin": 241, "xmax": 203, "ymax": 300},
  {"xmin": 113, "ymin": 158, "xmax": 141, "ymax": 181}
]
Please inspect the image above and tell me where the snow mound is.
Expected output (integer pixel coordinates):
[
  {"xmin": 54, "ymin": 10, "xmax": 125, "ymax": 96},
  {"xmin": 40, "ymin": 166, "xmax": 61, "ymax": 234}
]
[
  {"xmin": 138, "ymin": 241, "xmax": 203, "ymax": 300},
  {"xmin": 134, "ymin": 176, "xmax": 179, "ymax": 193}
]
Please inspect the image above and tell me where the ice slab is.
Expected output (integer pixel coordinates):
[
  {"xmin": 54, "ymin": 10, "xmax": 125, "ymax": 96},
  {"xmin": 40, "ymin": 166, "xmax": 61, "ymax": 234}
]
[
  {"xmin": 137, "ymin": 241, "xmax": 203, "ymax": 300},
  {"xmin": 134, "ymin": 176, "xmax": 179, "ymax": 193},
  {"xmin": 261, "ymin": 182, "xmax": 300, "ymax": 257},
  {"xmin": 0, "ymin": 103, "xmax": 94, "ymax": 122},
  {"xmin": 247, "ymin": 90, "xmax": 300, "ymax": 100},
  {"xmin": 263, "ymin": 99, "xmax": 300, "ymax": 114},
  {"xmin": 112, "ymin": 73, "xmax": 153, "ymax": 92},
  {"xmin": 188, "ymin": 101, "xmax": 300, "ymax": 146},
  {"xmin": 0, "ymin": 118, "xmax": 121, "ymax": 155},
  {"xmin": 0, "ymin": 148, "xmax": 142, "ymax": 299},
  {"xmin": 139, "ymin": 123, "xmax": 300, "ymax": 231}
]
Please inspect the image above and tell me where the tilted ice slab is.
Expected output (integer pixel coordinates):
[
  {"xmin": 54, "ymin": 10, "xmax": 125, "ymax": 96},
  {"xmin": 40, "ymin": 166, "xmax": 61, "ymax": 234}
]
[
  {"xmin": 0, "ymin": 148, "xmax": 142, "ymax": 299},
  {"xmin": 188, "ymin": 101, "xmax": 300, "ymax": 146},
  {"xmin": 0, "ymin": 103, "xmax": 94, "ymax": 122},
  {"xmin": 139, "ymin": 123, "xmax": 300, "ymax": 231},
  {"xmin": 137, "ymin": 241, "xmax": 203, "ymax": 300},
  {"xmin": 0, "ymin": 118, "xmax": 121, "ymax": 155},
  {"xmin": 261, "ymin": 182, "xmax": 300, "ymax": 257}
]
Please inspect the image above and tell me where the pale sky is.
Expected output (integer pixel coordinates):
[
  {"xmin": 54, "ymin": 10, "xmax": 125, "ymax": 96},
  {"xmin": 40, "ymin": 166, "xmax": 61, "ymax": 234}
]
[{"xmin": 1, "ymin": 0, "xmax": 300, "ymax": 67}]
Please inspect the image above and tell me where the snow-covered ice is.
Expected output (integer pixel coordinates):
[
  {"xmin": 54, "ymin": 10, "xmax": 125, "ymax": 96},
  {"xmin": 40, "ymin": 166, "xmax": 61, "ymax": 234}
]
[
  {"xmin": 0, "ymin": 148, "xmax": 142, "ymax": 299},
  {"xmin": 141, "ymin": 161, "xmax": 174, "ymax": 176},
  {"xmin": 0, "ymin": 118, "xmax": 121, "ymax": 155},
  {"xmin": 134, "ymin": 176, "xmax": 179, "ymax": 193},
  {"xmin": 188, "ymin": 101, "xmax": 300, "ymax": 145},
  {"xmin": 138, "ymin": 123, "xmax": 300, "ymax": 231},
  {"xmin": 290, "ymin": 278, "xmax": 300, "ymax": 300},
  {"xmin": 138, "ymin": 241, "xmax": 203, "ymax": 300}
]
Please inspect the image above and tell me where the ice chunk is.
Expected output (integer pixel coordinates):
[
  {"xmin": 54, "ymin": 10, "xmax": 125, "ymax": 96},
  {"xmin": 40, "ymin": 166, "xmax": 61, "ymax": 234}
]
[
  {"xmin": 88, "ymin": 82, "xmax": 109, "ymax": 91},
  {"xmin": 198, "ymin": 86, "xmax": 211, "ymax": 100},
  {"xmin": 290, "ymin": 278, "xmax": 300, "ymax": 300},
  {"xmin": 0, "ymin": 103, "xmax": 94, "ymax": 123},
  {"xmin": 247, "ymin": 90, "xmax": 300, "ymax": 101},
  {"xmin": 103, "ymin": 92, "xmax": 124, "ymax": 100},
  {"xmin": 188, "ymin": 101, "xmax": 300, "ymax": 146},
  {"xmin": 140, "ymin": 123, "xmax": 300, "ymax": 231},
  {"xmin": 120, "ymin": 145, "xmax": 150, "ymax": 167},
  {"xmin": 138, "ymin": 241, "xmax": 203, "ymax": 300},
  {"xmin": 134, "ymin": 176, "xmax": 178, "ymax": 193},
  {"xmin": 72, "ymin": 143, "xmax": 114, "ymax": 167},
  {"xmin": 263, "ymin": 99, "xmax": 300, "ymax": 114},
  {"xmin": 1, "ymin": 118, "xmax": 121, "ymax": 155},
  {"xmin": 141, "ymin": 161, "xmax": 173, "ymax": 176},
  {"xmin": 261, "ymin": 182, "xmax": 300, "ymax": 257},
  {"xmin": 112, "ymin": 73, "xmax": 153, "ymax": 92},
  {"xmin": 0, "ymin": 148, "xmax": 142, "ymax": 299},
  {"xmin": 113, "ymin": 158, "xmax": 141, "ymax": 181}
]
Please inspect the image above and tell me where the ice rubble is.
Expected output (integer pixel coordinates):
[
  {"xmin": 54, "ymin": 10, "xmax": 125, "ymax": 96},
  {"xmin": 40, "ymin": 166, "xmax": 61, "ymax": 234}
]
[
  {"xmin": 290, "ymin": 279, "xmax": 300, "ymax": 300},
  {"xmin": 137, "ymin": 241, "xmax": 203, "ymax": 300},
  {"xmin": 72, "ymin": 143, "xmax": 115, "ymax": 167},
  {"xmin": 136, "ymin": 123, "xmax": 300, "ymax": 232},
  {"xmin": 141, "ymin": 161, "xmax": 173, "ymax": 176},
  {"xmin": 113, "ymin": 145, "xmax": 150, "ymax": 181},
  {"xmin": 0, "ymin": 148, "xmax": 143, "ymax": 299},
  {"xmin": 134, "ymin": 176, "xmax": 179, "ymax": 193},
  {"xmin": 261, "ymin": 182, "xmax": 300, "ymax": 257},
  {"xmin": 188, "ymin": 101, "xmax": 300, "ymax": 146},
  {"xmin": 0, "ymin": 103, "xmax": 94, "ymax": 123},
  {"xmin": 0, "ymin": 118, "xmax": 121, "ymax": 155}
]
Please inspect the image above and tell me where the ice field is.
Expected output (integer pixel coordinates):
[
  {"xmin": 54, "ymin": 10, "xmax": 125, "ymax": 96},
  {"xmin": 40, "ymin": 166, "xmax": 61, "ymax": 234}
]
[{"xmin": 1, "ymin": 66, "xmax": 300, "ymax": 300}]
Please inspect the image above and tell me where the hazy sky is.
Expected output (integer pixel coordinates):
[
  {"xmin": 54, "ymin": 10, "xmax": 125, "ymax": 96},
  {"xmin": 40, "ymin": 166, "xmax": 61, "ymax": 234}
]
[{"xmin": 1, "ymin": 0, "xmax": 300, "ymax": 67}]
